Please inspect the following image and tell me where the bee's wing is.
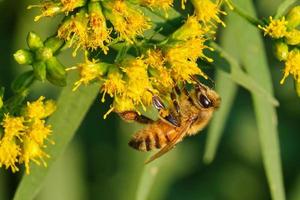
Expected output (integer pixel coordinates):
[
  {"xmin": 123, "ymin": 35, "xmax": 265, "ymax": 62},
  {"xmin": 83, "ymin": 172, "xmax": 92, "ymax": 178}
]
[{"xmin": 144, "ymin": 119, "xmax": 194, "ymax": 164}]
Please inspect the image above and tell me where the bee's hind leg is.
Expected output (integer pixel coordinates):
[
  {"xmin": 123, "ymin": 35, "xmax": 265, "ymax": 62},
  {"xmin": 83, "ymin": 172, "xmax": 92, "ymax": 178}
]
[{"xmin": 118, "ymin": 111, "xmax": 154, "ymax": 124}]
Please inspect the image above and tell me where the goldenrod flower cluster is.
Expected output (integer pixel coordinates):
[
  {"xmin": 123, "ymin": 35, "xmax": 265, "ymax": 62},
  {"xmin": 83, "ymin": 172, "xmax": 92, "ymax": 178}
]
[
  {"xmin": 0, "ymin": 97, "xmax": 56, "ymax": 174},
  {"xmin": 74, "ymin": 11, "xmax": 227, "ymax": 116},
  {"xmin": 260, "ymin": 6, "xmax": 300, "ymax": 85}
]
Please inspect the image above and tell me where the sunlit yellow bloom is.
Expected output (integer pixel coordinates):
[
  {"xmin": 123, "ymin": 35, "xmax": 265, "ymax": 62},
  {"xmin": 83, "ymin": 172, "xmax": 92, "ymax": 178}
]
[
  {"xmin": 139, "ymin": 0, "xmax": 173, "ymax": 12},
  {"xmin": 145, "ymin": 49, "xmax": 174, "ymax": 92},
  {"xmin": 0, "ymin": 138, "xmax": 21, "ymax": 173},
  {"xmin": 101, "ymin": 72, "xmax": 126, "ymax": 100},
  {"xmin": 28, "ymin": 2, "xmax": 62, "ymax": 21},
  {"xmin": 28, "ymin": 0, "xmax": 86, "ymax": 21},
  {"xmin": 165, "ymin": 39, "xmax": 209, "ymax": 82},
  {"xmin": 87, "ymin": 2, "xmax": 112, "ymax": 54},
  {"xmin": 73, "ymin": 59, "xmax": 107, "ymax": 91},
  {"xmin": 259, "ymin": 17, "xmax": 288, "ymax": 39},
  {"xmin": 281, "ymin": 49, "xmax": 300, "ymax": 84},
  {"xmin": 26, "ymin": 96, "xmax": 56, "ymax": 119},
  {"xmin": 122, "ymin": 58, "xmax": 154, "ymax": 109},
  {"xmin": 103, "ymin": 0, "xmax": 151, "ymax": 43},
  {"xmin": 113, "ymin": 95, "xmax": 136, "ymax": 113},
  {"xmin": 61, "ymin": 0, "xmax": 86, "ymax": 13},
  {"xmin": 191, "ymin": 0, "xmax": 226, "ymax": 26},
  {"xmin": 58, "ymin": 10, "xmax": 89, "ymax": 55},
  {"xmin": 1, "ymin": 114, "xmax": 25, "ymax": 140},
  {"xmin": 171, "ymin": 16, "xmax": 209, "ymax": 40},
  {"xmin": 27, "ymin": 119, "xmax": 52, "ymax": 146},
  {"xmin": 285, "ymin": 29, "xmax": 300, "ymax": 45},
  {"xmin": 20, "ymin": 137, "xmax": 49, "ymax": 174}
]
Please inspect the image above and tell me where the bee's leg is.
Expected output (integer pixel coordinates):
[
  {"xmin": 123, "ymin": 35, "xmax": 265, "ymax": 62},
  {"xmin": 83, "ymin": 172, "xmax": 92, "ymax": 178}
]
[
  {"xmin": 118, "ymin": 111, "xmax": 154, "ymax": 124},
  {"xmin": 152, "ymin": 95, "xmax": 180, "ymax": 127},
  {"xmin": 171, "ymin": 90, "xmax": 180, "ymax": 114}
]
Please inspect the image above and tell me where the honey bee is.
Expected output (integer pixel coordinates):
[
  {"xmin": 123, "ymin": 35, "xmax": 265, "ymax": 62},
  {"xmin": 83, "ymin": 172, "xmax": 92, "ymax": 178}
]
[{"xmin": 118, "ymin": 76, "xmax": 221, "ymax": 163}]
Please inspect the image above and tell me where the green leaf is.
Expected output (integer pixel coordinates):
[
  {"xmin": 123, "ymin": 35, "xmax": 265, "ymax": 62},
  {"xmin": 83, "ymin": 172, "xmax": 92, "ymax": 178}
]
[
  {"xmin": 210, "ymin": 42, "xmax": 279, "ymax": 106},
  {"xmin": 135, "ymin": 165, "xmax": 159, "ymax": 200},
  {"xmin": 224, "ymin": 0, "xmax": 285, "ymax": 199},
  {"xmin": 203, "ymin": 70, "xmax": 238, "ymax": 164},
  {"xmin": 13, "ymin": 72, "xmax": 99, "ymax": 200},
  {"xmin": 275, "ymin": 0, "xmax": 299, "ymax": 19}
]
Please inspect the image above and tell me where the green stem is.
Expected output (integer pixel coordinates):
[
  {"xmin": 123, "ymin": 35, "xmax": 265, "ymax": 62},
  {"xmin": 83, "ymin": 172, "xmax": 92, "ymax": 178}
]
[{"xmin": 231, "ymin": 4, "xmax": 263, "ymax": 26}]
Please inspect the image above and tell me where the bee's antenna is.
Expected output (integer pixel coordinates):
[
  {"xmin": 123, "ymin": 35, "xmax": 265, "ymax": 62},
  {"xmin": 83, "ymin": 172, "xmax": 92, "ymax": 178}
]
[
  {"xmin": 207, "ymin": 76, "xmax": 215, "ymax": 89},
  {"xmin": 190, "ymin": 75, "xmax": 215, "ymax": 89}
]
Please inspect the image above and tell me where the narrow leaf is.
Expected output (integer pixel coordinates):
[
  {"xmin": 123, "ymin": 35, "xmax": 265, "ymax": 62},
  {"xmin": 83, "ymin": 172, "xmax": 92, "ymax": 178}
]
[
  {"xmin": 224, "ymin": 0, "xmax": 286, "ymax": 199},
  {"xmin": 203, "ymin": 70, "xmax": 238, "ymax": 163},
  {"xmin": 275, "ymin": 0, "xmax": 299, "ymax": 18},
  {"xmin": 13, "ymin": 73, "xmax": 99, "ymax": 200}
]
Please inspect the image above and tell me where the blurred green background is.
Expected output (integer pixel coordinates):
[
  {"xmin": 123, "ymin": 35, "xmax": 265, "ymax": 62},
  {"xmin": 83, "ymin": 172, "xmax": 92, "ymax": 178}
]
[{"xmin": 1, "ymin": 0, "xmax": 300, "ymax": 200}]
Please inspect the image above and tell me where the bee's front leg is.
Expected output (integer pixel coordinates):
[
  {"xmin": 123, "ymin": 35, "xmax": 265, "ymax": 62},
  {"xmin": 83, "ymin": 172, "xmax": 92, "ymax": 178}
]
[
  {"xmin": 118, "ymin": 111, "xmax": 154, "ymax": 124},
  {"xmin": 152, "ymin": 95, "xmax": 181, "ymax": 127}
]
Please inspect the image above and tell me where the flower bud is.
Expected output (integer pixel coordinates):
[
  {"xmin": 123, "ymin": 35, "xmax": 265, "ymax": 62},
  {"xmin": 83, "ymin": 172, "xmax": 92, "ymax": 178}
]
[
  {"xmin": 35, "ymin": 47, "xmax": 53, "ymax": 61},
  {"xmin": 0, "ymin": 87, "xmax": 4, "ymax": 109},
  {"xmin": 11, "ymin": 71, "xmax": 35, "ymax": 93},
  {"xmin": 274, "ymin": 42, "xmax": 289, "ymax": 61},
  {"xmin": 32, "ymin": 61, "xmax": 47, "ymax": 81},
  {"xmin": 44, "ymin": 36, "xmax": 64, "ymax": 54},
  {"xmin": 46, "ymin": 57, "xmax": 67, "ymax": 87},
  {"xmin": 286, "ymin": 6, "xmax": 300, "ymax": 29},
  {"xmin": 13, "ymin": 49, "xmax": 34, "ymax": 65},
  {"xmin": 295, "ymin": 79, "xmax": 300, "ymax": 97},
  {"xmin": 27, "ymin": 32, "xmax": 44, "ymax": 50},
  {"xmin": 285, "ymin": 29, "xmax": 300, "ymax": 45}
]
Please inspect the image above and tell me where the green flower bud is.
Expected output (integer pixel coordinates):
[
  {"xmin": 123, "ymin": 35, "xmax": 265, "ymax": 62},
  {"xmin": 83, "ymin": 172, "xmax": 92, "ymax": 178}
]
[
  {"xmin": 13, "ymin": 49, "xmax": 34, "ymax": 65},
  {"xmin": 35, "ymin": 47, "xmax": 53, "ymax": 61},
  {"xmin": 274, "ymin": 42, "xmax": 289, "ymax": 61},
  {"xmin": 285, "ymin": 29, "xmax": 300, "ymax": 45},
  {"xmin": 0, "ymin": 87, "xmax": 4, "ymax": 109},
  {"xmin": 27, "ymin": 32, "xmax": 44, "ymax": 50},
  {"xmin": 46, "ymin": 57, "xmax": 67, "ymax": 87},
  {"xmin": 295, "ymin": 79, "xmax": 300, "ymax": 97},
  {"xmin": 286, "ymin": 6, "xmax": 300, "ymax": 29},
  {"xmin": 11, "ymin": 71, "xmax": 35, "ymax": 93},
  {"xmin": 32, "ymin": 61, "xmax": 47, "ymax": 81},
  {"xmin": 44, "ymin": 36, "xmax": 64, "ymax": 54},
  {"xmin": 0, "ymin": 97, "xmax": 3, "ymax": 109}
]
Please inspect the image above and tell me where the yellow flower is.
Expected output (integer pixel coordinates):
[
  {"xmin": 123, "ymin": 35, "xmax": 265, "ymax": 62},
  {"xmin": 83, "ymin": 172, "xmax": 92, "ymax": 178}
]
[
  {"xmin": 145, "ymin": 49, "xmax": 174, "ymax": 93},
  {"xmin": 259, "ymin": 17, "xmax": 288, "ymax": 39},
  {"xmin": 281, "ymin": 49, "xmax": 300, "ymax": 84},
  {"xmin": 87, "ymin": 2, "xmax": 112, "ymax": 54},
  {"xmin": 58, "ymin": 10, "xmax": 89, "ymax": 55},
  {"xmin": 171, "ymin": 16, "xmax": 209, "ymax": 41},
  {"xmin": 139, "ymin": 0, "xmax": 173, "ymax": 12},
  {"xmin": 26, "ymin": 96, "xmax": 56, "ymax": 119},
  {"xmin": 73, "ymin": 59, "xmax": 107, "ymax": 91},
  {"xmin": 61, "ymin": 0, "xmax": 86, "ymax": 13},
  {"xmin": 28, "ymin": 1, "xmax": 62, "ymax": 21},
  {"xmin": 0, "ymin": 138, "xmax": 21, "ymax": 173},
  {"xmin": 19, "ymin": 136, "xmax": 49, "ymax": 174},
  {"xmin": 103, "ymin": 0, "xmax": 151, "ymax": 43},
  {"xmin": 285, "ymin": 29, "xmax": 300, "ymax": 45},
  {"xmin": 122, "ymin": 58, "xmax": 154, "ymax": 109},
  {"xmin": 27, "ymin": 119, "xmax": 52, "ymax": 146},
  {"xmin": 191, "ymin": 0, "xmax": 226, "ymax": 26},
  {"xmin": 1, "ymin": 114, "xmax": 25, "ymax": 140},
  {"xmin": 165, "ymin": 38, "xmax": 209, "ymax": 82},
  {"xmin": 101, "ymin": 71, "xmax": 126, "ymax": 100},
  {"xmin": 112, "ymin": 95, "xmax": 136, "ymax": 113},
  {"xmin": 28, "ymin": 0, "xmax": 86, "ymax": 21}
]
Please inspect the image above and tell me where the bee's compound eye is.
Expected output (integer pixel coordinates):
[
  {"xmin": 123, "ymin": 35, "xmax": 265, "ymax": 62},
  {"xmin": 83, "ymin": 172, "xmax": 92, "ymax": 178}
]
[{"xmin": 199, "ymin": 94, "xmax": 211, "ymax": 108}]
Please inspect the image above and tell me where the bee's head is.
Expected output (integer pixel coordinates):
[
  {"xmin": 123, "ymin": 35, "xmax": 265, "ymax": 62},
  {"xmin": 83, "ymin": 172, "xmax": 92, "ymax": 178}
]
[{"xmin": 194, "ymin": 83, "xmax": 221, "ymax": 109}]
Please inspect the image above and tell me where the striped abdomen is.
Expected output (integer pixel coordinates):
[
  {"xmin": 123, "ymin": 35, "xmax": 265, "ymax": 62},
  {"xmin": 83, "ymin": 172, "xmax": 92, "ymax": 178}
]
[{"xmin": 128, "ymin": 121, "xmax": 177, "ymax": 152}]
